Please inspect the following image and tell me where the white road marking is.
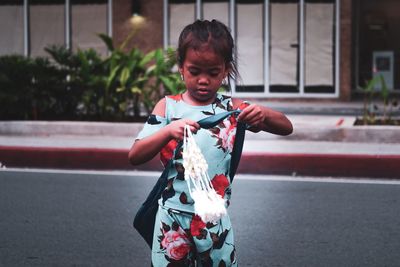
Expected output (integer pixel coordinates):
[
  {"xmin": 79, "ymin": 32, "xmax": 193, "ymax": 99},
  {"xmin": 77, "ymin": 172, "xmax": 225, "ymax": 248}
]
[
  {"xmin": 235, "ymin": 173, "xmax": 400, "ymax": 185},
  {"xmin": 0, "ymin": 167, "xmax": 159, "ymax": 177},
  {"xmin": 1, "ymin": 168, "xmax": 400, "ymax": 185}
]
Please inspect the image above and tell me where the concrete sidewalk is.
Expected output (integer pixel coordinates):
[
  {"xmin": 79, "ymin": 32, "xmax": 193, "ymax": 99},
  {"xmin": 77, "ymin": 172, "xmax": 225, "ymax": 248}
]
[{"xmin": 0, "ymin": 113, "xmax": 399, "ymax": 179}]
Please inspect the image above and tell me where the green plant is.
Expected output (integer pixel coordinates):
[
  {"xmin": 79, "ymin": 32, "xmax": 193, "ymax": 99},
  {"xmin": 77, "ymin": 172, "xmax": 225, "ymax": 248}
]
[
  {"xmin": 0, "ymin": 55, "xmax": 34, "ymax": 119},
  {"xmin": 45, "ymin": 45, "xmax": 107, "ymax": 120},
  {"xmin": 98, "ymin": 33, "xmax": 185, "ymax": 119},
  {"xmin": 358, "ymin": 75, "xmax": 399, "ymax": 125},
  {"xmin": 0, "ymin": 54, "xmax": 66, "ymax": 120},
  {"xmin": 99, "ymin": 33, "xmax": 149, "ymax": 119},
  {"xmin": 141, "ymin": 47, "xmax": 185, "ymax": 114},
  {"xmin": 0, "ymin": 30, "xmax": 184, "ymax": 121},
  {"xmin": 378, "ymin": 75, "xmax": 399, "ymax": 124},
  {"xmin": 358, "ymin": 75, "xmax": 379, "ymax": 125}
]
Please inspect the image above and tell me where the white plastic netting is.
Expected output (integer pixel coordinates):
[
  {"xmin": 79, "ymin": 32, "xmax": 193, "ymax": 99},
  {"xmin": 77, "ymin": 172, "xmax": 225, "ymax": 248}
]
[{"xmin": 182, "ymin": 125, "xmax": 227, "ymax": 223}]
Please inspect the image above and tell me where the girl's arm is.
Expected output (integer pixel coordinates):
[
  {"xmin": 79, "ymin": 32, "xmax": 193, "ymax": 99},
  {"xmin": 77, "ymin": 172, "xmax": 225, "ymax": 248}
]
[
  {"xmin": 128, "ymin": 98, "xmax": 200, "ymax": 165},
  {"xmin": 232, "ymin": 98, "xmax": 293, "ymax": 136}
]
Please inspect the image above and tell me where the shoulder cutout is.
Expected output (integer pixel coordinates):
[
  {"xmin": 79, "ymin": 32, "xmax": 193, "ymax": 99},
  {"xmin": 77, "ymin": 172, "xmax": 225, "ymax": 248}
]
[{"xmin": 152, "ymin": 98, "xmax": 166, "ymax": 117}]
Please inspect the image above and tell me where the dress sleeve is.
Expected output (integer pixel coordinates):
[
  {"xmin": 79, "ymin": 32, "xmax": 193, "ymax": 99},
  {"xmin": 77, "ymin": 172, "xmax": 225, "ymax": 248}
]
[{"xmin": 135, "ymin": 114, "xmax": 168, "ymax": 140}]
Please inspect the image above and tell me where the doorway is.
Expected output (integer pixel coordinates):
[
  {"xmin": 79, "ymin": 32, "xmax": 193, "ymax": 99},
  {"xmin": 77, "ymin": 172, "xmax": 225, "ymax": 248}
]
[{"xmin": 354, "ymin": 0, "xmax": 400, "ymax": 91}]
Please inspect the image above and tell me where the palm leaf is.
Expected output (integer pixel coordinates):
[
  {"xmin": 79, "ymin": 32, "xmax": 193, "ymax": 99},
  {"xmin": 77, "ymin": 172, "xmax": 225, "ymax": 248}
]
[{"xmin": 98, "ymin": 33, "xmax": 114, "ymax": 52}]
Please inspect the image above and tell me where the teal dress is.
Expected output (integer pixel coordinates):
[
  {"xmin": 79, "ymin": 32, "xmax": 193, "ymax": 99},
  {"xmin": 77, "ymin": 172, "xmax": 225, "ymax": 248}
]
[{"xmin": 136, "ymin": 93, "xmax": 245, "ymax": 266}]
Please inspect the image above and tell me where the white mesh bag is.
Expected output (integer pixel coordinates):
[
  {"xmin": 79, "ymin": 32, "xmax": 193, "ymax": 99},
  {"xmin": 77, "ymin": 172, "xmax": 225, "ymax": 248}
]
[{"xmin": 182, "ymin": 125, "xmax": 227, "ymax": 223}]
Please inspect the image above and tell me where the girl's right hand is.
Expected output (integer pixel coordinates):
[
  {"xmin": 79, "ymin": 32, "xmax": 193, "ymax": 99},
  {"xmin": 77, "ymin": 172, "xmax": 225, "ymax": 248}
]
[{"xmin": 166, "ymin": 119, "xmax": 200, "ymax": 140}]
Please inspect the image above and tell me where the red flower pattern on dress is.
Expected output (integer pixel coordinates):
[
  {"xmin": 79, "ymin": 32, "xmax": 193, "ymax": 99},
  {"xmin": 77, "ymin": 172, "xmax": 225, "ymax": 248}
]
[
  {"xmin": 211, "ymin": 174, "xmax": 230, "ymax": 197},
  {"xmin": 160, "ymin": 139, "xmax": 178, "ymax": 167},
  {"xmin": 167, "ymin": 94, "xmax": 182, "ymax": 102},
  {"xmin": 190, "ymin": 215, "xmax": 206, "ymax": 237},
  {"xmin": 160, "ymin": 226, "xmax": 191, "ymax": 260},
  {"xmin": 238, "ymin": 101, "xmax": 250, "ymax": 111},
  {"xmin": 211, "ymin": 115, "xmax": 237, "ymax": 153}
]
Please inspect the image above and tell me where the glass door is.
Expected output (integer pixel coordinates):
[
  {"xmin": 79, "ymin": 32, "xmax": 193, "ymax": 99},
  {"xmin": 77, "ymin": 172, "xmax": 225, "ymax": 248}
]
[
  {"xmin": 168, "ymin": 0, "xmax": 196, "ymax": 48},
  {"xmin": 0, "ymin": 0, "xmax": 24, "ymax": 55},
  {"xmin": 71, "ymin": 0, "xmax": 108, "ymax": 56},
  {"xmin": 202, "ymin": 0, "xmax": 229, "ymax": 27},
  {"xmin": 304, "ymin": 0, "xmax": 336, "ymax": 94},
  {"xmin": 30, "ymin": 0, "xmax": 65, "ymax": 57},
  {"xmin": 269, "ymin": 0, "xmax": 299, "ymax": 93},
  {"xmin": 235, "ymin": 0, "xmax": 264, "ymax": 93},
  {"xmin": 354, "ymin": 0, "xmax": 400, "ymax": 91}
]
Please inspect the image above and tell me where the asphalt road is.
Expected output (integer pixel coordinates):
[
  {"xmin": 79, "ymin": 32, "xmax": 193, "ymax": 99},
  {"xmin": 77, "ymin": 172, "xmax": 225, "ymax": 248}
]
[{"xmin": 1, "ymin": 169, "xmax": 400, "ymax": 267}]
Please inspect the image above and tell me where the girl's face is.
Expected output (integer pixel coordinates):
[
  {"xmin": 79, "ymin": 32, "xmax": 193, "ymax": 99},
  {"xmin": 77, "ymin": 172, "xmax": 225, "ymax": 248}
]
[{"xmin": 179, "ymin": 46, "xmax": 229, "ymax": 106}]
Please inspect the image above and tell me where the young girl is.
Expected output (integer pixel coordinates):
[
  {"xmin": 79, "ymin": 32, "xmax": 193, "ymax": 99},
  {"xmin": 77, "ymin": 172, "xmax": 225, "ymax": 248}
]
[{"xmin": 129, "ymin": 19, "xmax": 292, "ymax": 266}]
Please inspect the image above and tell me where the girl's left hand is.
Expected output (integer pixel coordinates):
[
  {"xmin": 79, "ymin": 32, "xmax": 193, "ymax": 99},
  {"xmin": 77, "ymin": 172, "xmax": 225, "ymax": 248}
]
[
  {"xmin": 235, "ymin": 102, "xmax": 293, "ymax": 136},
  {"xmin": 237, "ymin": 104, "xmax": 267, "ymax": 129}
]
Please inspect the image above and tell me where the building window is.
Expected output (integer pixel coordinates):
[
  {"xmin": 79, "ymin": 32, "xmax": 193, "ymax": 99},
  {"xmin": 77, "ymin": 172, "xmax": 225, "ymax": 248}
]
[
  {"xmin": 168, "ymin": 0, "xmax": 196, "ymax": 48},
  {"xmin": 30, "ymin": 0, "xmax": 65, "ymax": 57},
  {"xmin": 0, "ymin": 0, "xmax": 111, "ymax": 57},
  {"xmin": 236, "ymin": 0, "xmax": 264, "ymax": 93},
  {"xmin": 71, "ymin": 0, "xmax": 108, "ymax": 56},
  {"xmin": 0, "ymin": 0, "xmax": 24, "ymax": 56},
  {"xmin": 304, "ymin": 0, "xmax": 336, "ymax": 94},
  {"xmin": 165, "ymin": 0, "xmax": 339, "ymax": 98},
  {"xmin": 269, "ymin": 0, "xmax": 299, "ymax": 94},
  {"xmin": 202, "ymin": 0, "xmax": 229, "ymax": 27}
]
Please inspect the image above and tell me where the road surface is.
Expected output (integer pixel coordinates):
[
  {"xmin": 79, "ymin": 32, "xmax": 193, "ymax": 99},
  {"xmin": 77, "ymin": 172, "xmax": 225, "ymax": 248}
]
[{"xmin": 1, "ymin": 169, "xmax": 399, "ymax": 266}]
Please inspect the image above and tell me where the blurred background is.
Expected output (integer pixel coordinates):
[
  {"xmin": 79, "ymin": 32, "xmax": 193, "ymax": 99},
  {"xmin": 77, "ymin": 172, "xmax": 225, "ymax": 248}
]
[{"xmin": 1, "ymin": 1, "xmax": 400, "ymax": 266}]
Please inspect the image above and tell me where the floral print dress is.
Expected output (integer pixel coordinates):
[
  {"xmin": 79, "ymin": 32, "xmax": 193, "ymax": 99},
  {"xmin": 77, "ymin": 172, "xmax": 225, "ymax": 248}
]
[{"xmin": 136, "ymin": 93, "xmax": 247, "ymax": 266}]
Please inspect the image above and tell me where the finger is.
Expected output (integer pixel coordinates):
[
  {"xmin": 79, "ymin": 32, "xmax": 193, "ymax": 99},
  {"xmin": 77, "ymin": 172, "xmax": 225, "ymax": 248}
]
[
  {"xmin": 192, "ymin": 122, "xmax": 200, "ymax": 130},
  {"xmin": 184, "ymin": 119, "xmax": 200, "ymax": 130},
  {"xmin": 239, "ymin": 108, "xmax": 258, "ymax": 123},
  {"xmin": 178, "ymin": 119, "xmax": 199, "ymax": 135},
  {"xmin": 248, "ymin": 118, "xmax": 261, "ymax": 126},
  {"xmin": 190, "ymin": 126, "xmax": 199, "ymax": 134},
  {"xmin": 237, "ymin": 110, "xmax": 249, "ymax": 122},
  {"xmin": 238, "ymin": 104, "xmax": 257, "ymax": 121},
  {"xmin": 185, "ymin": 121, "xmax": 200, "ymax": 133}
]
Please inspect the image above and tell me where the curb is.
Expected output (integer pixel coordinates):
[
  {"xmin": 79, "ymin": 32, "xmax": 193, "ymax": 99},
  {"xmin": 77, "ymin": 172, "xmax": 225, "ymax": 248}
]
[
  {"xmin": 2, "ymin": 120, "xmax": 400, "ymax": 143},
  {"xmin": 1, "ymin": 146, "xmax": 399, "ymax": 179},
  {"xmin": 0, "ymin": 121, "xmax": 141, "ymax": 137}
]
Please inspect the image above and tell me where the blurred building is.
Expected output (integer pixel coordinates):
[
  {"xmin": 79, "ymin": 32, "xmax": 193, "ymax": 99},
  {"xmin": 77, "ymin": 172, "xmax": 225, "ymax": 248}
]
[{"xmin": 0, "ymin": 0, "xmax": 399, "ymax": 101}]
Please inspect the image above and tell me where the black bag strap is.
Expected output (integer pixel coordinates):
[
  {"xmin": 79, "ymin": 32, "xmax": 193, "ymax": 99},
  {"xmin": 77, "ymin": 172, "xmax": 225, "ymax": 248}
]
[
  {"xmin": 229, "ymin": 121, "xmax": 246, "ymax": 182},
  {"xmin": 196, "ymin": 110, "xmax": 240, "ymax": 129}
]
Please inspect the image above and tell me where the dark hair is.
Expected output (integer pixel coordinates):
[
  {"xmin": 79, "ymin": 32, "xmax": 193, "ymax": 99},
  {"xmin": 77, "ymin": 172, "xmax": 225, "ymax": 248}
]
[{"xmin": 177, "ymin": 19, "xmax": 239, "ymax": 90}]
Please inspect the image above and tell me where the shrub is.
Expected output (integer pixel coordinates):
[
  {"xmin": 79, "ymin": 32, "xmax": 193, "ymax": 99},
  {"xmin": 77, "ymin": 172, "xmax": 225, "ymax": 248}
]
[{"xmin": 0, "ymin": 34, "xmax": 184, "ymax": 121}]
